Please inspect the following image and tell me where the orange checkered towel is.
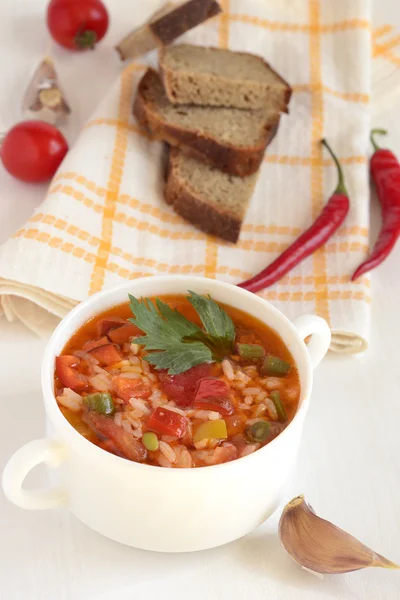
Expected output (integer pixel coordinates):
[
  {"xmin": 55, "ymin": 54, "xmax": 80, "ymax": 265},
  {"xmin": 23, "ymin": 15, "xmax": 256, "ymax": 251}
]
[{"xmin": 0, "ymin": 0, "xmax": 374, "ymax": 353}]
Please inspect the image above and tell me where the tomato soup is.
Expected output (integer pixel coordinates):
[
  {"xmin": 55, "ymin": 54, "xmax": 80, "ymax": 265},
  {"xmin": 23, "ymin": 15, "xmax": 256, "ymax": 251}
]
[{"xmin": 54, "ymin": 294, "xmax": 301, "ymax": 468}]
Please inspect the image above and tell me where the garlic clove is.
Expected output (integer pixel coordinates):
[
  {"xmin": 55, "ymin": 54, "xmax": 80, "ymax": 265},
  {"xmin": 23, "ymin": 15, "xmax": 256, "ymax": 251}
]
[
  {"xmin": 279, "ymin": 495, "xmax": 400, "ymax": 575},
  {"xmin": 22, "ymin": 57, "xmax": 70, "ymax": 125}
]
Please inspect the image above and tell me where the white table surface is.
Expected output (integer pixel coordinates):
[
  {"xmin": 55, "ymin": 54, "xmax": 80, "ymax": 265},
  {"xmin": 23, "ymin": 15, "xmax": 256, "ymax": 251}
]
[{"xmin": 1, "ymin": 1, "xmax": 400, "ymax": 599}]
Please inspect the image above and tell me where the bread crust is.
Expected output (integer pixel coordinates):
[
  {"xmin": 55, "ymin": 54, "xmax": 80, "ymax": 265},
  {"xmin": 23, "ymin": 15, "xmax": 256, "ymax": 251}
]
[
  {"xmin": 116, "ymin": 1, "xmax": 221, "ymax": 61},
  {"xmin": 165, "ymin": 150, "xmax": 243, "ymax": 243},
  {"xmin": 150, "ymin": 0, "xmax": 222, "ymax": 45},
  {"xmin": 133, "ymin": 69, "xmax": 280, "ymax": 177}
]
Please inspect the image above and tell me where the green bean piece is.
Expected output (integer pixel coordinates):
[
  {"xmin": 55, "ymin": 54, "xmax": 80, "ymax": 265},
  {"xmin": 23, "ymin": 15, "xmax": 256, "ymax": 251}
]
[
  {"xmin": 237, "ymin": 343, "xmax": 265, "ymax": 361},
  {"xmin": 245, "ymin": 420, "xmax": 271, "ymax": 444},
  {"xmin": 142, "ymin": 432, "xmax": 159, "ymax": 452},
  {"xmin": 262, "ymin": 355, "xmax": 291, "ymax": 376},
  {"xmin": 83, "ymin": 392, "xmax": 115, "ymax": 415},
  {"xmin": 270, "ymin": 390, "xmax": 288, "ymax": 422}
]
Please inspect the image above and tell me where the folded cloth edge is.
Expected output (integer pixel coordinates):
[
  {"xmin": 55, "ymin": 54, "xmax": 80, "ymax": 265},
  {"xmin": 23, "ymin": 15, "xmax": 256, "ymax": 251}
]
[{"xmin": 0, "ymin": 279, "xmax": 367, "ymax": 353}]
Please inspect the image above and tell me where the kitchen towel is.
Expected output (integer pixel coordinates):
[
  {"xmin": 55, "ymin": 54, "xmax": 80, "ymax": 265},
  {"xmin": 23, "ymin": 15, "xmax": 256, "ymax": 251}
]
[{"xmin": 0, "ymin": 0, "xmax": 374, "ymax": 352}]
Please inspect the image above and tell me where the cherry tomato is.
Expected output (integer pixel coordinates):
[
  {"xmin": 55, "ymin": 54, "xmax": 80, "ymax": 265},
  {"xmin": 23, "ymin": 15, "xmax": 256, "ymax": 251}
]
[
  {"xmin": 47, "ymin": 0, "xmax": 109, "ymax": 50},
  {"xmin": 0, "ymin": 121, "xmax": 68, "ymax": 183}
]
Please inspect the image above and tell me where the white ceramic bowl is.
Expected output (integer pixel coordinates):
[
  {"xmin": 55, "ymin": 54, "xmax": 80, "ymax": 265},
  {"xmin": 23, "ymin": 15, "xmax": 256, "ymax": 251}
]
[{"xmin": 2, "ymin": 277, "xmax": 330, "ymax": 552}]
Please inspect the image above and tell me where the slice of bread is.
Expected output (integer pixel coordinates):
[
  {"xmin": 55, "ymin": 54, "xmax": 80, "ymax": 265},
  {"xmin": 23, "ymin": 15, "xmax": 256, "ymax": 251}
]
[
  {"xmin": 116, "ymin": 0, "xmax": 221, "ymax": 61},
  {"xmin": 134, "ymin": 69, "xmax": 280, "ymax": 177},
  {"xmin": 165, "ymin": 148, "xmax": 258, "ymax": 243},
  {"xmin": 160, "ymin": 44, "xmax": 292, "ymax": 111}
]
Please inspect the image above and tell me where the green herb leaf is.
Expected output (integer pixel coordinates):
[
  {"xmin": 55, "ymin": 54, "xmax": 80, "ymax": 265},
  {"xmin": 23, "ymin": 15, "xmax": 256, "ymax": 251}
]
[
  {"xmin": 186, "ymin": 291, "xmax": 235, "ymax": 357},
  {"xmin": 128, "ymin": 292, "xmax": 236, "ymax": 374},
  {"xmin": 144, "ymin": 342, "xmax": 212, "ymax": 373}
]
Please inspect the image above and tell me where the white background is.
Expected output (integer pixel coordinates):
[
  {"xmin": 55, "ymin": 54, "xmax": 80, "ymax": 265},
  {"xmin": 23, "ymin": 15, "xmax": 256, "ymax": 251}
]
[{"xmin": 1, "ymin": 1, "xmax": 400, "ymax": 599}]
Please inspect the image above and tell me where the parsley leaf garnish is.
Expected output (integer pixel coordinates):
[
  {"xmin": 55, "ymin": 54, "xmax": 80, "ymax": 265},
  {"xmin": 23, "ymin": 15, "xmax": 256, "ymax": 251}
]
[
  {"xmin": 128, "ymin": 292, "xmax": 236, "ymax": 374},
  {"xmin": 186, "ymin": 291, "xmax": 235, "ymax": 358}
]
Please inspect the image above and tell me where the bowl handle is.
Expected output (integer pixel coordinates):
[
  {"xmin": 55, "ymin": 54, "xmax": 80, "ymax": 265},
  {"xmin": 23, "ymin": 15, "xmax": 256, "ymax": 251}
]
[
  {"xmin": 2, "ymin": 439, "xmax": 68, "ymax": 510},
  {"xmin": 292, "ymin": 315, "xmax": 331, "ymax": 370}
]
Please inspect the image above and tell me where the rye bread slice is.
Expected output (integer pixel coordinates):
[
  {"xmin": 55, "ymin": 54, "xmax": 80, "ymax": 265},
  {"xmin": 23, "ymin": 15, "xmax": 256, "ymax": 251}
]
[
  {"xmin": 165, "ymin": 148, "xmax": 258, "ymax": 243},
  {"xmin": 116, "ymin": 0, "xmax": 221, "ymax": 61},
  {"xmin": 134, "ymin": 68, "xmax": 280, "ymax": 177},
  {"xmin": 160, "ymin": 44, "xmax": 292, "ymax": 111}
]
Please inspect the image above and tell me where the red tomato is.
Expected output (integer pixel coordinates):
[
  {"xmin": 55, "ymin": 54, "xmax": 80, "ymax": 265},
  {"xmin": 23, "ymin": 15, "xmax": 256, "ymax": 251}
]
[
  {"xmin": 55, "ymin": 355, "xmax": 87, "ymax": 391},
  {"xmin": 96, "ymin": 317, "xmax": 128, "ymax": 337},
  {"xmin": 0, "ymin": 121, "xmax": 68, "ymax": 183},
  {"xmin": 82, "ymin": 336, "xmax": 108, "ymax": 352},
  {"xmin": 147, "ymin": 407, "xmax": 188, "ymax": 438},
  {"xmin": 194, "ymin": 396, "xmax": 234, "ymax": 416},
  {"xmin": 89, "ymin": 343, "xmax": 122, "ymax": 366},
  {"xmin": 108, "ymin": 324, "xmax": 142, "ymax": 345},
  {"xmin": 47, "ymin": 0, "xmax": 109, "ymax": 50},
  {"xmin": 112, "ymin": 376, "xmax": 151, "ymax": 403},
  {"xmin": 193, "ymin": 377, "xmax": 233, "ymax": 415},
  {"xmin": 158, "ymin": 363, "xmax": 212, "ymax": 407},
  {"xmin": 194, "ymin": 378, "xmax": 230, "ymax": 402}
]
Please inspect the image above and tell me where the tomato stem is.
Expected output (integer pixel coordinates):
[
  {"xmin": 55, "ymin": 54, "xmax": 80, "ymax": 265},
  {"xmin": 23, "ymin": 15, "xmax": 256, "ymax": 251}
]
[{"xmin": 75, "ymin": 29, "xmax": 97, "ymax": 49}]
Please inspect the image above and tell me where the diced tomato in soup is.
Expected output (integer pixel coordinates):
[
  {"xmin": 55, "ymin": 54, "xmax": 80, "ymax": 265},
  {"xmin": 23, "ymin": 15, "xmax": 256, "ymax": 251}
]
[
  {"xmin": 89, "ymin": 343, "xmax": 122, "ymax": 366},
  {"xmin": 55, "ymin": 355, "xmax": 87, "ymax": 391},
  {"xmin": 113, "ymin": 376, "xmax": 151, "ymax": 403},
  {"xmin": 96, "ymin": 317, "xmax": 128, "ymax": 336},
  {"xmin": 147, "ymin": 407, "xmax": 187, "ymax": 438},
  {"xmin": 158, "ymin": 363, "xmax": 212, "ymax": 407},
  {"xmin": 193, "ymin": 378, "xmax": 234, "ymax": 415},
  {"xmin": 108, "ymin": 324, "xmax": 142, "ymax": 345}
]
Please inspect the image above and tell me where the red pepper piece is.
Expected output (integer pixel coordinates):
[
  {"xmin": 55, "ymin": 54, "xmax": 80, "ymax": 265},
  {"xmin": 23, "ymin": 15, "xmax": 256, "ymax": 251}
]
[
  {"xmin": 83, "ymin": 412, "xmax": 147, "ymax": 462},
  {"xmin": 96, "ymin": 317, "xmax": 128, "ymax": 337},
  {"xmin": 238, "ymin": 139, "xmax": 350, "ymax": 292},
  {"xmin": 352, "ymin": 129, "xmax": 400, "ymax": 280},
  {"xmin": 193, "ymin": 378, "xmax": 234, "ymax": 415},
  {"xmin": 55, "ymin": 355, "xmax": 87, "ymax": 391},
  {"xmin": 147, "ymin": 407, "xmax": 188, "ymax": 438},
  {"xmin": 158, "ymin": 363, "xmax": 212, "ymax": 407},
  {"xmin": 112, "ymin": 376, "xmax": 151, "ymax": 402},
  {"xmin": 82, "ymin": 336, "xmax": 109, "ymax": 352},
  {"xmin": 89, "ymin": 343, "xmax": 123, "ymax": 366},
  {"xmin": 108, "ymin": 324, "xmax": 142, "ymax": 345}
]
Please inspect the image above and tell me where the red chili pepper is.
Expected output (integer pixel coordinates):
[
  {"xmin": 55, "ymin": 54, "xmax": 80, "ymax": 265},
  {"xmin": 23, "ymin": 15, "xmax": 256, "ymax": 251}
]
[
  {"xmin": 352, "ymin": 129, "xmax": 400, "ymax": 281},
  {"xmin": 238, "ymin": 140, "xmax": 350, "ymax": 293}
]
